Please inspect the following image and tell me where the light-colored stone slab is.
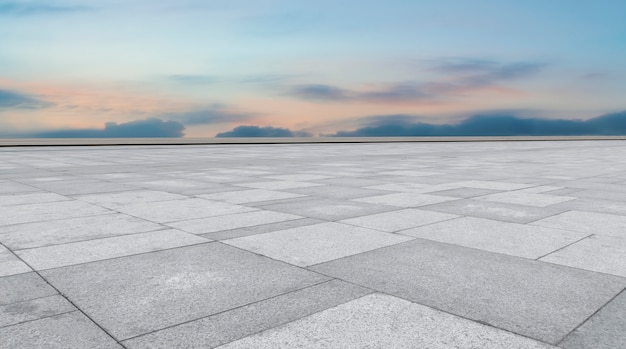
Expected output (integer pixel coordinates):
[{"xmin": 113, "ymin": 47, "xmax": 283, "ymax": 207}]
[
  {"xmin": 518, "ymin": 186, "xmax": 564, "ymax": 193},
  {"xmin": 0, "ymin": 312, "xmax": 122, "ymax": 349},
  {"xmin": 75, "ymin": 190, "xmax": 187, "ymax": 209},
  {"xmin": 0, "ymin": 201, "xmax": 110, "ymax": 226},
  {"xmin": 310, "ymin": 239, "xmax": 626, "ymax": 344},
  {"xmin": 285, "ymin": 185, "xmax": 389, "ymax": 199},
  {"xmin": 560, "ymin": 290, "xmax": 626, "ymax": 349},
  {"xmin": 41, "ymin": 243, "xmax": 329, "ymax": 340},
  {"xmin": 427, "ymin": 187, "xmax": 502, "ymax": 198},
  {"xmin": 0, "ymin": 295, "xmax": 75, "ymax": 328},
  {"xmin": 449, "ymin": 180, "xmax": 535, "ymax": 191},
  {"xmin": 16, "ymin": 229, "xmax": 209, "ymax": 270},
  {"xmin": 197, "ymin": 189, "xmax": 304, "ymax": 204},
  {"xmin": 421, "ymin": 199, "xmax": 567, "ymax": 223},
  {"xmin": 169, "ymin": 211, "xmax": 302, "ymax": 234},
  {"xmin": 0, "ymin": 273, "xmax": 57, "ymax": 306},
  {"xmin": 215, "ymin": 293, "xmax": 555, "ymax": 349},
  {"xmin": 264, "ymin": 174, "xmax": 332, "ymax": 181},
  {"xmin": 114, "ymin": 198, "xmax": 257, "ymax": 223},
  {"xmin": 339, "ymin": 209, "xmax": 458, "ymax": 232},
  {"xmin": 476, "ymin": 191, "xmax": 576, "ymax": 207},
  {"xmin": 551, "ymin": 198, "xmax": 626, "ymax": 216},
  {"xmin": 0, "ymin": 193, "xmax": 70, "ymax": 206},
  {"xmin": 531, "ymin": 210, "xmax": 626, "ymax": 237},
  {"xmin": 353, "ymin": 192, "xmax": 458, "ymax": 207},
  {"xmin": 0, "ymin": 181, "xmax": 39, "ymax": 194},
  {"xmin": 123, "ymin": 280, "xmax": 371, "ymax": 349},
  {"xmin": 203, "ymin": 218, "xmax": 323, "ymax": 240},
  {"xmin": 224, "ymin": 222, "xmax": 413, "ymax": 267},
  {"xmin": 0, "ymin": 245, "xmax": 31, "ymax": 277},
  {"xmin": 402, "ymin": 217, "xmax": 589, "ymax": 259},
  {"xmin": 255, "ymin": 198, "xmax": 397, "ymax": 220},
  {"xmin": 0, "ymin": 214, "xmax": 164, "ymax": 250},
  {"xmin": 541, "ymin": 235, "xmax": 626, "ymax": 277},
  {"xmin": 236, "ymin": 181, "xmax": 322, "ymax": 190}
]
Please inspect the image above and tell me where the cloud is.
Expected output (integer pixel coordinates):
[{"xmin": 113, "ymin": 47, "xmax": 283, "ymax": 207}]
[
  {"xmin": 25, "ymin": 118, "xmax": 185, "ymax": 138},
  {"xmin": 0, "ymin": 89, "xmax": 52, "ymax": 109},
  {"xmin": 159, "ymin": 106, "xmax": 257, "ymax": 126},
  {"xmin": 0, "ymin": 1, "xmax": 91, "ymax": 15},
  {"xmin": 330, "ymin": 111, "xmax": 626, "ymax": 137},
  {"xmin": 215, "ymin": 125, "xmax": 312, "ymax": 138},
  {"xmin": 167, "ymin": 75, "xmax": 219, "ymax": 85},
  {"xmin": 285, "ymin": 58, "xmax": 546, "ymax": 103}
]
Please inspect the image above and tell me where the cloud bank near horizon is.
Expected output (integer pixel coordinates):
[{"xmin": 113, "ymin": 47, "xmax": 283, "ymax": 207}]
[{"xmin": 14, "ymin": 118, "xmax": 185, "ymax": 138}]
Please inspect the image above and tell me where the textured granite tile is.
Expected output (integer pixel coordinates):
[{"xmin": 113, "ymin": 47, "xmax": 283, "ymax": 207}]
[
  {"xmin": 0, "ymin": 245, "xmax": 31, "ymax": 277},
  {"xmin": 0, "ymin": 193, "xmax": 70, "ymax": 206},
  {"xmin": 531, "ymin": 210, "xmax": 626, "ymax": 237},
  {"xmin": 541, "ymin": 235, "xmax": 626, "ymax": 277},
  {"xmin": 402, "ymin": 217, "xmax": 588, "ymax": 259},
  {"xmin": 197, "ymin": 189, "xmax": 305, "ymax": 204},
  {"xmin": 421, "ymin": 199, "xmax": 567, "ymax": 223},
  {"xmin": 560, "ymin": 290, "xmax": 626, "ymax": 349},
  {"xmin": 0, "ymin": 273, "xmax": 57, "ymax": 306},
  {"xmin": 214, "ymin": 294, "xmax": 555, "ymax": 349},
  {"xmin": 353, "ymin": 192, "xmax": 458, "ymax": 207},
  {"xmin": 0, "ymin": 312, "xmax": 122, "ymax": 349},
  {"xmin": 0, "ymin": 295, "xmax": 75, "ymax": 328},
  {"xmin": 74, "ymin": 190, "xmax": 187, "ymax": 209},
  {"xmin": 203, "ymin": 218, "xmax": 324, "ymax": 240},
  {"xmin": 235, "ymin": 181, "xmax": 322, "ymax": 190},
  {"xmin": 16, "ymin": 229, "xmax": 209, "ymax": 270},
  {"xmin": 310, "ymin": 239, "xmax": 626, "ymax": 344},
  {"xmin": 224, "ymin": 222, "xmax": 413, "ymax": 267},
  {"xmin": 427, "ymin": 187, "xmax": 503, "ymax": 198},
  {"xmin": 123, "ymin": 280, "xmax": 371, "ymax": 349},
  {"xmin": 0, "ymin": 201, "xmax": 110, "ymax": 226},
  {"xmin": 254, "ymin": 198, "xmax": 396, "ymax": 220},
  {"xmin": 284, "ymin": 185, "xmax": 390, "ymax": 200},
  {"xmin": 550, "ymin": 198, "xmax": 626, "ymax": 216},
  {"xmin": 449, "ymin": 180, "xmax": 535, "ymax": 191},
  {"xmin": 114, "ymin": 198, "xmax": 257, "ymax": 223},
  {"xmin": 0, "ymin": 214, "xmax": 164, "ymax": 250},
  {"xmin": 339, "ymin": 209, "xmax": 458, "ymax": 232},
  {"xmin": 168, "ymin": 211, "xmax": 302, "ymax": 234},
  {"xmin": 476, "ymin": 191, "xmax": 575, "ymax": 207},
  {"xmin": 41, "ymin": 243, "xmax": 329, "ymax": 340}
]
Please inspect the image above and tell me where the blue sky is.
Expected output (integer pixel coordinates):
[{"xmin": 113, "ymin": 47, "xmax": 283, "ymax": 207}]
[{"xmin": 1, "ymin": 0, "xmax": 625, "ymax": 137}]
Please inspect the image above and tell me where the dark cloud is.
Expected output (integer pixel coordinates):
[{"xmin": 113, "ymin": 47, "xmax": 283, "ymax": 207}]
[
  {"xmin": 27, "ymin": 118, "xmax": 185, "ymax": 138},
  {"xmin": 0, "ymin": 1, "xmax": 91, "ymax": 15},
  {"xmin": 216, "ymin": 125, "xmax": 312, "ymax": 138},
  {"xmin": 159, "ymin": 107, "xmax": 257, "ymax": 126},
  {"xmin": 330, "ymin": 111, "xmax": 626, "ymax": 137},
  {"xmin": 0, "ymin": 89, "xmax": 52, "ymax": 109},
  {"xmin": 285, "ymin": 58, "xmax": 546, "ymax": 103}
]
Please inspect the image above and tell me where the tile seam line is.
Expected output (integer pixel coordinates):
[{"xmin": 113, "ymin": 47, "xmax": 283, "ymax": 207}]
[
  {"xmin": 119, "ymin": 278, "xmax": 340, "ymax": 343},
  {"xmin": 556, "ymin": 287, "xmax": 626, "ymax": 346},
  {"xmin": 535, "ymin": 234, "xmax": 595, "ymax": 261},
  {"xmin": 0, "ymin": 242, "xmax": 128, "ymax": 349},
  {"xmin": 0, "ymin": 309, "xmax": 78, "ymax": 330},
  {"xmin": 0, "ymin": 293, "xmax": 63, "ymax": 307}
]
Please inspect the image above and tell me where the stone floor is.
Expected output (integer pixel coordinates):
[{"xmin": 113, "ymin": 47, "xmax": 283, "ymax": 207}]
[{"xmin": 1, "ymin": 140, "xmax": 625, "ymax": 349}]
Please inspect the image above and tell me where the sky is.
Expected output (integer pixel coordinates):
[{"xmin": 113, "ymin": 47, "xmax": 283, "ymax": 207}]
[{"xmin": 1, "ymin": 0, "xmax": 626, "ymax": 137}]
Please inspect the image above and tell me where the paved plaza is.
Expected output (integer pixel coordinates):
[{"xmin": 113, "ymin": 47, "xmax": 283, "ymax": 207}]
[{"xmin": 1, "ymin": 140, "xmax": 625, "ymax": 348}]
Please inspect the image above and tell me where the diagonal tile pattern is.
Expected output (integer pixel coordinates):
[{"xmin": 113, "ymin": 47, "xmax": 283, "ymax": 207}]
[{"xmin": 1, "ymin": 140, "xmax": 626, "ymax": 348}]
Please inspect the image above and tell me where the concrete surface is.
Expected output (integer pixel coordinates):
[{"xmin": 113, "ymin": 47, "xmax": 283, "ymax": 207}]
[{"xmin": 1, "ymin": 140, "xmax": 625, "ymax": 348}]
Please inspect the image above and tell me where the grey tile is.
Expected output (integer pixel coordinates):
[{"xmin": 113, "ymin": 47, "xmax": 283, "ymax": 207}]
[
  {"xmin": 214, "ymin": 294, "xmax": 555, "ymax": 349},
  {"xmin": 0, "ymin": 245, "xmax": 31, "ymax": 277},
  {"xmin": 0, "ymin": 312, "xmax": 122, "ymax": 349},
  {"xmin": 169, "ymin": 211, "xmax": 303, "ymax": 234},
  {"xmin": 30, "ymin": 181, "xmax": 138, "ymax": 196},
  {"xmin": 531, "ymin": 210, "xmax": 626, "ymax": 238},
  {"xmin": 366, "ymin": 182, "xmax": 458, "ymax": 193},
  {"xmin": 421, "ymin": 199, "xmax": 568, "ymax": 223},
  {"xmin": 314, "ymin": 177, "xmax": 387, "ymax": 188},
  {"xmin": 203, "ymin": 218, "xmax": 324, "ymax": 240},
  {"xmin": 427, "ymin": 187, "xmax": 503, "ymax": 198},
  {"xmin": 0, "ymin": 193, "xmax": 70, "ymax": 206},
  {"xmin": 197, "ymin": 189, "xmax": 305, "ymax": 204},
  {"xmin": 255, "ymin": 198, "xmax": 396, "ymax": 220},
  {"xmin": 41, "ymin": 243, "xmax": 329, "ymax": 340},
  {"xmin": 0, "ymin": 214, "xmax": 164, "ymax": 250},
  {"xmin": 401, "ymin": 217, "xmax": 589, "ymax": 259},
  {"xmin": 123, "ymin": 280, "xmax": 371, "ymax": 349},
  {"xmin": 310, "ymin": 239, "xmax": 626, "ymax": 344},
  {"xmin": 476, "ymin": 191, "xmax": 576, "ymax": 207},
  {"xmin": 16, "ymin": 229, "xmax": 209, "ymax": 270},
  {"xmin": 550, "ymin": 198, "xmax": 626, "ymax": 216},
  {"xmin": 0, "ymin": 181, "xmax": 39, "ymax": 194},
  {"xmin": 235, "ymin": 181, "xmax": 322, "ymax": 190},
  {"xmin": 560, "ymin": 290, "xmax": 626, "ymax": 349},
  {"xmin": 353, "ymin": 192, "xmax": 459, "ymax": 207},
  {"xmin": 223, "ymin": 222, "xmax": 413, "ymax": 267},
  {"xmin": 114, "ymin": 198, "xmax": 257, "ymax": 223},
  {"xmin": 541, "ymin": 235, "xmax": 626, "ymax": 277},
  {"xmin": 0, "ymin": 295, "xmax": 75, "ymax": 328},
  {"xmin": 0, "ymin": 201, "xmax": 111, "ymax": 226},
  {"xmin": 340, "ymin": 209, "xmax": 458, "ymax": 232},
  {"xmin": 449, "ymin": 180, "xmax": 535, "ymax": 191},
  {"xmin": 285, "ymin": 185, "xmax": 390, "ymax": 199},
  {"xmin": 74, "ymin": 190, "xmax": 187, "ymax": 209},
  {"xmin": 264, "ymin": 174, "xmax": 333, "ymax": 181},
  {"xmin": 0, "ymin": 273, "xmax": 57, "ymax": 306}
]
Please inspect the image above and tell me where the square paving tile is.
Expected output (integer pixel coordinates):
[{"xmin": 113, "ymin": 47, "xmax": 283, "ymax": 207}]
[
  {"xmin": 168, "ymin": 211, "xmax": 303, "ymax": 234},
  {"xmin": 285, "ymin": 185, "xmax": 390, "ymax": 200},
  {"xmin": 421, "ymin": 199, "xmax": 568, "ymax": 223},
  {"xmin": 114, "ymin": 198, "xmax": 257, "ymax": 223},
  {"xmin": 223, "ymin": 222, "xmax": 413, "ymax": 267},
  {"xmin": 0, "ymin": 295, "xmax": 75, "ymax": 328},
  {"xmin": 310, "ymin": 239, "xmax": 626, "ymax": 344},
  {"xmin": 353, "ymin": 192, "xmax": 458, "ymax": 207},
  {"xmin": 449, "ymin": 180, "xmax": 535, "ymax": 191},
  {"xmin": 475, "ymin": 191, "xmax": 576, "ymax": 207},
  {"xmin": 0, "ymin": 273, "xmax": 57, "ymax": 306},
  {"xmin": 401, "ymin": 217, "xmax": 589, "ymax": 259},
  {"xmin": 0, "ymin": 214, "xmax": 164, "ymax": 250},
  {"xmin": 16, "ymin": 229, "xmax": 209, "ymax": 270},
  {"xmin": 123, "ymin": 280, "xmax": 371, "ymax": 349},
  {"xmin": 235, "ymin": 181, "xmax": 322, "ymax": 190},
  {"xmin": 0, "ymin": 201, "xmax": 111, "ymax": 226},
  {"xmin": 75, "ymin": 190, "xmax": 187, "ymax": 209},
  {"xmin": 559, "ymin": 290, "xmax": 626, "ymax": 349},
  {"xmin": 214, "ymin": 294, "xmax": 555, "ymax": 349},
  {"xmin": 427, "ymin": 187, "xmax": 503, "ymax": 198},
  {"xmin": 531, "ymin": 210, "xmax": 626, "ymax": 237},
  {"xmin": 197, "ymin": 189, "xmax": 305, "ymax": 204},
  {"xmin": 203, "ymin": 218, "xmax": 323, "ymax": 240},
  {"xmin": 41, "ymin": 243, "xmax": 329, "ymax": 340},
  {"xmin": 0, "ymin": 245, "xmax": 31, "ymax": 277},
  {"xmin": 0, "ymin": 192, "xmax": 70, "ymax": 206},
  {"xmin": 339, "ymin": 209, "xmax": 458, "ymax": 232},
  {"xmin": 0, "ymin": 312, "xmax": 122, "ymax": 349},
  {"xmin": 550, "ymin": 198, "xmax": 626, "ymax": 216},
  {"xmin": 540, "ymin": 235, "xmax": 626, "ymax": 277},
  {"xmin": 254, "ymin": 198, "xmax": 397, "ymax": 220}
]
